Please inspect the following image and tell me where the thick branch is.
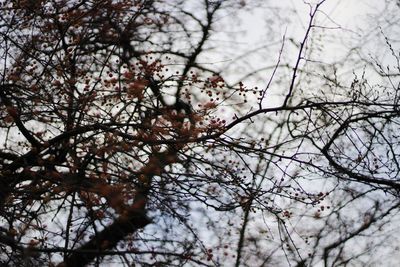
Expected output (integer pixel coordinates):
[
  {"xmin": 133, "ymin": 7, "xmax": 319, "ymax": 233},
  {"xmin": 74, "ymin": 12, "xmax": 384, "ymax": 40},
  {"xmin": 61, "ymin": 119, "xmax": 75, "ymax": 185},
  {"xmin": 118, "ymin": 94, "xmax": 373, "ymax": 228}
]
[
  {"xmin": 60, "ymin": 148, "xmax": 181, "ymax": 267},
  {"xmin": 61, "ymin": 210, "xmax": 150, "ymax": 267}
]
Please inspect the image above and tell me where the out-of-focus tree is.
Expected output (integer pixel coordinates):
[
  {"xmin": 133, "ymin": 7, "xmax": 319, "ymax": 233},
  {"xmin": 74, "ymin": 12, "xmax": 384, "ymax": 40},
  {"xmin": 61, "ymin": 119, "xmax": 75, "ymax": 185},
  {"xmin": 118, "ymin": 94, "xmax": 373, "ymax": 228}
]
[{"xmin": 0, "ymin": 0, "xmax": 399, "ymax": 266}]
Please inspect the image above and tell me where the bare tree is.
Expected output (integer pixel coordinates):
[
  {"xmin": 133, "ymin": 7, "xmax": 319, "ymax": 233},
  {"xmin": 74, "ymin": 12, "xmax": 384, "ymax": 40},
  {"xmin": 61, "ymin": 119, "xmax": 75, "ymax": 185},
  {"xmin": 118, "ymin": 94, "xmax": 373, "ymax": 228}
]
[{"xmin": 1, "ymin": 0, "xmax": 400, "ymax": 266}]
